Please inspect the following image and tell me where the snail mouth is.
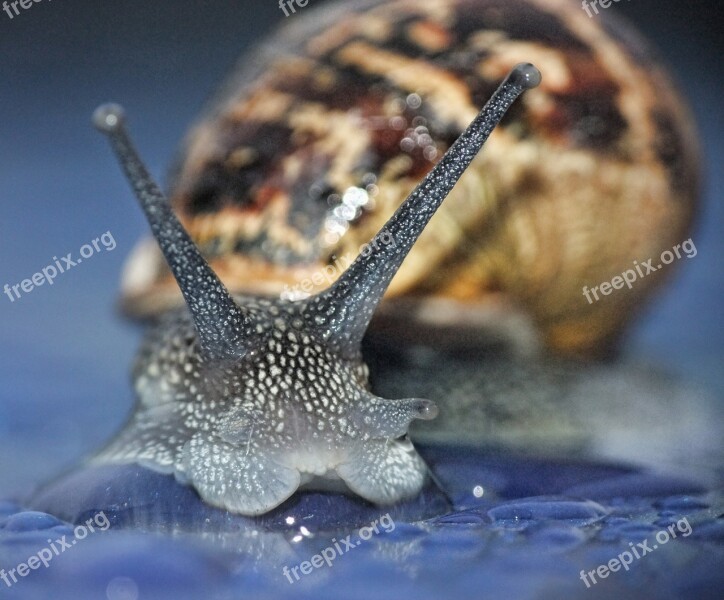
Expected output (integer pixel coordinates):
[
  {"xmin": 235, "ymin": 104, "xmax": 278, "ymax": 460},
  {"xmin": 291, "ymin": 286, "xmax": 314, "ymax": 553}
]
[{"xmin": 298, "ymin": 472, "xmax": 349, "ymax": 493}]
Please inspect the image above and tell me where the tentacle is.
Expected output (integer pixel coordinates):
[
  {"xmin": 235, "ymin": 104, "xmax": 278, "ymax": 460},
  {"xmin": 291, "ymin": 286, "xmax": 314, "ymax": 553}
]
[
  {"xmin": 303, "ymin": 64, "xmax": 541, "ymax": 356},
  {"xmin": 93, "ymin": 104, "xmax": 261, "ymax": 361},
  {"xmin": 351, "ymin": 393, "xmax": 438, "ymax": 439}
]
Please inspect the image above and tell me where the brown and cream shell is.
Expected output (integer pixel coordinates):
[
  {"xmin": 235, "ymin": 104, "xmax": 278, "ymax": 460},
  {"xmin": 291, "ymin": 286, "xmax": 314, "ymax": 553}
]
[{"xmin": 119, "ymin": 0, "xmax": 699, "ymax": 357}]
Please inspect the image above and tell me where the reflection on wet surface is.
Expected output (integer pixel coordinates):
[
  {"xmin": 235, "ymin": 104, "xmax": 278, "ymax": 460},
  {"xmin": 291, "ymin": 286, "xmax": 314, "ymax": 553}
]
[{"xmin": 0, "ymin": 445, "xmax": 720, "ymax": 599}]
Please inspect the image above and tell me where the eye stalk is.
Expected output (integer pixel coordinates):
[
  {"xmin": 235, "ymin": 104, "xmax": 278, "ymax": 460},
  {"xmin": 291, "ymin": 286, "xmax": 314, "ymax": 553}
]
[
  {"xmin": 92, "ymin": 103, "xmax": 126, "ymax": 132},
  {"xmin": 507, "ymin": 62, "xmax": 542, "ymax": 89},
  {"xmin": 93, "ymin": 103, "xmax": 262, "ymax": 361},
  {"xmin": 306, "ymin": 63, "xmax": 541, "ymax": 356}
]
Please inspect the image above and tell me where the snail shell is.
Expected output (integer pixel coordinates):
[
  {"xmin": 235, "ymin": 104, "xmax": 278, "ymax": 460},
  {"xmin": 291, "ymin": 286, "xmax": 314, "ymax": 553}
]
[{"xmin": 118, "ymin": 0, "xmax": 699, "ymax": 357}]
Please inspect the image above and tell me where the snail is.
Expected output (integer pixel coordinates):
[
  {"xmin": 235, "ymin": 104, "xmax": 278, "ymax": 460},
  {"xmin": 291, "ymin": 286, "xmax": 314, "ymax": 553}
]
[
  {"xmin": 33, "ymin": 0, "xmax": 710, "ymax": 521},
  {"xmin": 89, "ymin": 63, "xmax": 540, "ymax": 516}
]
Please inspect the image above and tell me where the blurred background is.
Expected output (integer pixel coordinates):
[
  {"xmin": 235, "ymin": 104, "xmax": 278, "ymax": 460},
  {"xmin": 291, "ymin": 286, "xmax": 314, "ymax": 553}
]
[{"xmin": 0, "ymin": 0, "xmax": 721, "ymax": 499}]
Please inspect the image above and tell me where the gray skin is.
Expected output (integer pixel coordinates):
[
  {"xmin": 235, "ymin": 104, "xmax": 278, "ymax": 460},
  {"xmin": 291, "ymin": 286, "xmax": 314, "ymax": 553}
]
[{"xmin": 90, "ymin": 64, "xmax": 541, "ymax": 516}]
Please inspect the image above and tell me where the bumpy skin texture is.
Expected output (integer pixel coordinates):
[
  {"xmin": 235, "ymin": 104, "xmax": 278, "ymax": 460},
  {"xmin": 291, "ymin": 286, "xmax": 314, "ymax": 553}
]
[
  {"xmin": 93, "ymin": 301, "xmax": 426, "ymax": 514},
  {"xmin": 120, "ymin": 0, "xmax": 699, "ymax": 356}
]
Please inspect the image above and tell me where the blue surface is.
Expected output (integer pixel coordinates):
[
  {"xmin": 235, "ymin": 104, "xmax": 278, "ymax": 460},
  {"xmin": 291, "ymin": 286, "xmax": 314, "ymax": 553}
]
[
  {"xmin": 0, "ymin": 0, "xmax": 722, "ymax": 598},
  {"xmin": 1, "ymin": 447, "xmax": 723, "ymax": 599}
]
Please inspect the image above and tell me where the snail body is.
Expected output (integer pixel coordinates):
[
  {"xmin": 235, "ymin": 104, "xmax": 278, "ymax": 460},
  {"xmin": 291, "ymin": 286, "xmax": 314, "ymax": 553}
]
[
  {"xmin": 88, "ymin": 64, "xmax": 540, "ymax": 515},
  {"xmin": 39, "ymin": 0, "xmax": 708, "ymax": 519}
]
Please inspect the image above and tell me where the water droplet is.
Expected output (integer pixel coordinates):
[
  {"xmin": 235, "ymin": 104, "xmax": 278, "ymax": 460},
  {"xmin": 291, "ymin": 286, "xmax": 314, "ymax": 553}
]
[
  {"xmin": 3, "ymin": 511, "xmax": 63, "ymax": 532},
  {"xmin": 488, "ymin": 497, "xmax": 608, "ymax": 527},
  {"xmin": 406, "ymin": 93, "xmax": 422, "ymax": 109},
  {"xmin": 106, "ymin": 576, "xmax": 139, "ymax": 600}
]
